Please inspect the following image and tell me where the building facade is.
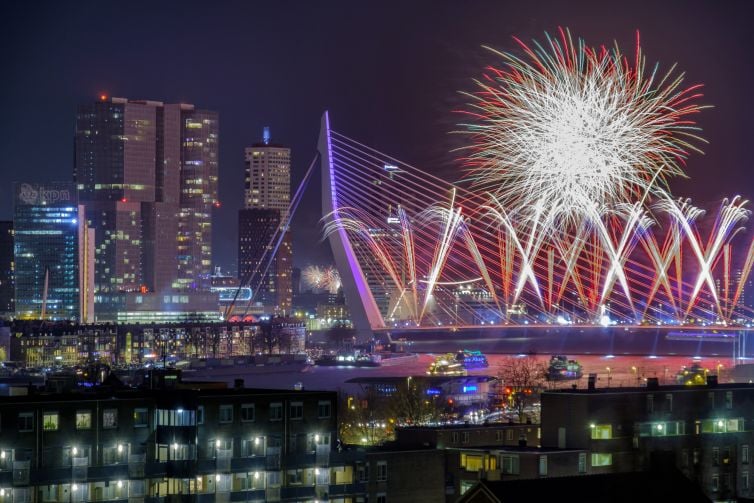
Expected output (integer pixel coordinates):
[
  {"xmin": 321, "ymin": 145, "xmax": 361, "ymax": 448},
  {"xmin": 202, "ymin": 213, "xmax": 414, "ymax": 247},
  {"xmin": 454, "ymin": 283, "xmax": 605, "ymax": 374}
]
[
  {"xmin": 239, "ymin": 129, "xmax": 292, "ymax": 314},
  {"xmin": 541, "ymin": 378, "xmax": 754, "ymax": 501},
  {"xmin": 74, "ymin": 97, "xmax": 218, "ymax": 301},
  {"xmin": 13, "ymin": 182, "xmax": 94, "ymax": 322},
  {"xmin": 0, "ymin": 221, "xmax": 13, "ymax": 317},
  {"xmin": 0, "ymin": 380, "xmax": 340, "ymax": 502}
]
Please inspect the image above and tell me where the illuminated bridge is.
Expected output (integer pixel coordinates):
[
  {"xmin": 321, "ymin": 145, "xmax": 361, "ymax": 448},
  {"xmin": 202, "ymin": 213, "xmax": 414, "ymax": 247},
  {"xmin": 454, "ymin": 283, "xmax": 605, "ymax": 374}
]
[{"xmin": 317, "ymin": 113, "xmax": 754, "ymax": 353}]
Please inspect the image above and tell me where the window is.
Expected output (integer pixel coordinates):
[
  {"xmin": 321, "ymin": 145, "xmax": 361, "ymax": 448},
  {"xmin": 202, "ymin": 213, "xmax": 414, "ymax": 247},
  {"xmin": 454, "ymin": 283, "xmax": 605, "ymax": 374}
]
[
  {"xmin": 451, "ymin": 432, "xmax": 459, "ymax": 443},
  {"xmin": 578, "ymin": 452, "xmax": 587, "ymax": 473},
  {"xmin": 665, "ymin": 393, "xmax": 673, "ymax": 412},
  {"xmin": 501, "ymin": 455, "xmax": 519, "ymax": 475},
  {"xmin": 744, "ymin": 445, "xmax": 750, "ymax": 464},
  {"xmin": 18, "ymin": 412, "xmax": 34, "ymax": 432},
  {"xmin": 43, "ymin": 412, "xmax": 59, "ymax": 431},
  {"xmin": 709, "ymin": 392, "xmax": 715, "ymax": 409},
  {"xmin": 357, "ymin": 463, "xmax": 368, "ymax": 482},
  {"xmin": 289, "ymin": 402, "xmax": 303, "ymax": 420},
  {"xmin": 197, "ymin": 406, "xmax": 204, "ymax": 425},
  {"xmin": 241, "ymin": 404, "xmax": 255, "ymax": 422},
  {"xmin": 219, "ymin": 405, "xmax": 233, "ymax": 424},
  {"xmin": 103, "ymin": 409, "xmax": 118, "ymax": 429},
  {"xmin": 726, "ymin": 391, "xmax": 733, "ymax": 410},
  {"xmin": 269, "ymin": 403, "xmax": 283, "ymax": 421},
  {"xmin": 539, "ymin": 455, "xmax": 548, "ymax": 476},
  {"xmin": 462, "ymin": 432, "xmax": 469, "ymax": 444},
  {"xmin": 647, "ymin": 395, "xmax": 654, "ymax": 413},
  {"xmin": 637, "ymin": 420, "xmax": 685, "ymax": 437},
  {"xmin": 701, "ymin": 418, "xmax": 744, "ymax": 433},
  {"xmin": 134, "ymin": 408, "xmax": 148, "ymax": 428},
  {"xmin": 591, "ymin": 424, "xmax": 612, "ymax": 439},
  {"xmin": 713, "ymin": 447, "xmax": 720, "ymax": 466},
  {"xmin": 723, "ymin": 447, "xmax": 731, "ymax": 465},
  {"xmin": 693, "ymin": 449, "xmax": 700, "ymax": 465},
  {"xmin": 318, "ymin": 400, "xmax": 332, "ymax": 419},
  {"xmin": 506, "ymin": 429, "xmax": 514, "ymax": 441},
  {"xmin": 744, "ymin": 471, "xmax": 750, "ymax": 491},
  {"xmin": 591, "ymin": 453, "xmax": 612, "ymax": 467},
  {"xmin": 376, "ymin": 461, "xmax": 387, "ymax": 481},
  {"xmin": 681, "ymin": 449, "xmax": 689, "ymax": 467},
  {"xmin": 496, "ymin": 430, "xmax": 503, "ymax": 442},
  {"xmin": 461, "ymin": 453, "xmax": 483, "ymax": 471},
  {"xmin": 287, "ymin": 469, "xmax": 303, "ymax": 485},
  {"xmin": 712, "ymin": 474, "xmax": 719, "ymax": 492},
  {"xmin": 377, "ymin": 494, "xmax": 386, "ymax": 503},
  {"xmin": 76, "ymin": 411, "xmax": 92, "ymax": 430}
]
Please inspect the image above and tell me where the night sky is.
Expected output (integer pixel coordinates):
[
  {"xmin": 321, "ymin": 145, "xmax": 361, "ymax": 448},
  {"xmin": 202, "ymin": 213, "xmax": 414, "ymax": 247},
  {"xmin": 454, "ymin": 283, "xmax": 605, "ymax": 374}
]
[{"xmin": 2, "ymin": 0, "xmax": 753, "ymax": 272}]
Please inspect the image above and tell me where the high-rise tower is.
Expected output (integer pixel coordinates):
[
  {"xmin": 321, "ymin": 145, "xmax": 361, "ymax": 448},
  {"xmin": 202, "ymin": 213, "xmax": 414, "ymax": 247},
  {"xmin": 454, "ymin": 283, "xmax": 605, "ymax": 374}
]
[
  {"xmin": 239, "ymin": 128, "xmax": 292, "ymax": 313},
  {"xmin": 74, "ymin": 97, "xmax": 218, "ymax": 303}
]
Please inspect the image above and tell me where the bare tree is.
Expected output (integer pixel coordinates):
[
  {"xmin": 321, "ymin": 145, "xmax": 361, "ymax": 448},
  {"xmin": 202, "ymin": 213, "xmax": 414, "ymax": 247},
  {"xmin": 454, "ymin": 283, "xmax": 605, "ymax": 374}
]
[
  {"xmin": 498, "ymin": 357, "xmax": 547, "ymax": 423},
  {"xmin": 388, "ymin": 377, "xmax": 444, "ymax": 426},
  {"xmin": 338, "ymin": 387, "xmax": 393, "ymax": 445}
]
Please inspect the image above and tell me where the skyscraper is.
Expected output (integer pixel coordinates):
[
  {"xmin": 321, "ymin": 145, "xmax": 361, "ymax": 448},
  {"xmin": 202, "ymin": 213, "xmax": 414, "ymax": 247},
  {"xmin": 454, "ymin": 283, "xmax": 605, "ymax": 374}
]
[
  {"xmin": 238, "ymin": 128, "xmax": 292, "ymax": 313},
  {"xmin": 74, "ymin": 97, "xmax": 218, "ymax": 301},
  {"xmin": 0, "ymin": 221, "xmax": 14, "ymax": 317},
  {"xmin": 13, "ymin": 182, "xmax": 95, "ymax": 321}
]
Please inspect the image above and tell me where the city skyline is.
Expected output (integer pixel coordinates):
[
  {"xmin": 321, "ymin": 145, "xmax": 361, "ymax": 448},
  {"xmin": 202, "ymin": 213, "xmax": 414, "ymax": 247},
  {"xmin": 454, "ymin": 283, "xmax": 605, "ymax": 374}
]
[{"xmin": 2, "ymin": 1, "xmax": 754, "ymax": 273}]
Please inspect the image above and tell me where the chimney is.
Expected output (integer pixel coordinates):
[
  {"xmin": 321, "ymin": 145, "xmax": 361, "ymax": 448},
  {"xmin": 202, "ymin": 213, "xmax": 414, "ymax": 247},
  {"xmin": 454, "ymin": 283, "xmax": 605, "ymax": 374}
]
[
  {"xmin": 707, "ymin": 375, "xmax": 718, "ymax": 387},
  {"xmin": 588, "ymin": 373, "xmax": 597, "ymax": 391},
  {"xmin": 646, "ymin": 377, "xmax": 659, "ymax": 390}
]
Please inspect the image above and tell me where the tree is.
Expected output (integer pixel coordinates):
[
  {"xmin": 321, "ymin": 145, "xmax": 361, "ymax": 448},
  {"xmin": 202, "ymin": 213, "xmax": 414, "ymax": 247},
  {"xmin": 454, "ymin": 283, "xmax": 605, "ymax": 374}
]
[
  {"xmin": 338, "ymin": 387, "xmax": 393, "ymax": 445},
  {"xmin": 388, "ymin": 377, "xmax": 445, "ymax": 426},
  {"xmin": 498, "ymin": 357, "xmax": 547, "ymax": 423}
]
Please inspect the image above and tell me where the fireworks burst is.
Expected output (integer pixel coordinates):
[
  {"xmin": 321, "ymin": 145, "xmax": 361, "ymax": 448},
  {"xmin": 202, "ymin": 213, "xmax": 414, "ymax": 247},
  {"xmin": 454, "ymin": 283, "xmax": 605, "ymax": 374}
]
[
  {"xmin": 458, "ymin": 28, "xmax": 706, "ymax": 229},
  {"xmin": 302, "ymin": 265, "xmax": 342, "ymax": 294}
]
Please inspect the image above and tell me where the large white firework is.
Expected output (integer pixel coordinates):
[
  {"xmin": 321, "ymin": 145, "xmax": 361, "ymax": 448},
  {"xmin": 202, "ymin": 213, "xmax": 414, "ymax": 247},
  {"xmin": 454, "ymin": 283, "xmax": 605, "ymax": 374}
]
[
  {"xmin": 458, "ymin": 29, "xmax": 706, "ymax": 229},
  {"xmin": 302, "ymin": 265, "xmax": 342, "ymax": 294}
]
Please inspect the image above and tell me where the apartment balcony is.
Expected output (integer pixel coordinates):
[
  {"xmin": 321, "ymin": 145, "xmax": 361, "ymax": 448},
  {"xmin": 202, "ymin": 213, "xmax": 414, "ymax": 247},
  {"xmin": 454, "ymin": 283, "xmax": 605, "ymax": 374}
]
[
  {"xmin": 265, "ymin": 447, "xmax": 281, "ymax": 470},
  {"xmin": 12, "ymin": 461, "xmax": 30, "ymax": 486},
  {"xmin": 129, "ymin": 454, "xmax": 146, "ymax": 478},
  {"xmin": 327, "ymin": 482, "xmax": 368, "ymax": 496},
  {"xmin": 216, "ymin": 449, "xmax": 232, "ymax": 473},
  {"xmin": 281, "ymin": 485, "xmax": 316, "ymax": 500},
  {"xmin": 264, "ymin": 486, "xmax": 281, "ymax": 502}
]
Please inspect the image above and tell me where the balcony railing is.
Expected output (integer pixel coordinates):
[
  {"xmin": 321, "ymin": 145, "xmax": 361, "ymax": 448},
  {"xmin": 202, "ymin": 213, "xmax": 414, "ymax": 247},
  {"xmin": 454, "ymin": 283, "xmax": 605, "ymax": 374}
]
[
  {"xmin": 265, "ymin": 486, "xmax": 281, "ymax": 502},
  {"xmin": 12, "ymin": 461, "xmax": 29, "ymax": 486},
  {"xmin": 128, "ymin": 454, "xmax": 146, "ymax": 478},
  {"xmin": 265, "ymin": 447, "xmax": 281, "ymax": 470},
  {"xmin": 316, "ymin": 445, "xmax": 330, "ymax": 465},
  {"xmin": 216, "ymin": 449, "xmax": 232, "ymax": 473}
]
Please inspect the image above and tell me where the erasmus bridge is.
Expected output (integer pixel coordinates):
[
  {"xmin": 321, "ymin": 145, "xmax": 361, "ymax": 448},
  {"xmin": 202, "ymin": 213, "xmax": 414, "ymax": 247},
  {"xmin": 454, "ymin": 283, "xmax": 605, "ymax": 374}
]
[
  {"xmin": 315, "ymin": 112, "xmax": 754, "ymax": 355},
  {"xmin": 234, "ymin": 32, "xmax": 754, "ymax": 355}
]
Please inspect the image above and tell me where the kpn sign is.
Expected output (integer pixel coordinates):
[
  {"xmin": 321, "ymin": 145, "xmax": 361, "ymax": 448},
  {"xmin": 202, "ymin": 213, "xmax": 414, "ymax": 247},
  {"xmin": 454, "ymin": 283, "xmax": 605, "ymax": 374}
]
[{"xmin": 16, "ymin": 182, "xmax": 76, "ymax": 205}]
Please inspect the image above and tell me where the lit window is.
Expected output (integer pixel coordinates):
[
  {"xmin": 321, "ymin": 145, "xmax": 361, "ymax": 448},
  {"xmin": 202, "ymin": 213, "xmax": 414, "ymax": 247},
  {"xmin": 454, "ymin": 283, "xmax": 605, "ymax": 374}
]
[
  {"xmin": 591, "ymin": 453, "xmax": 612, "ymax": 467},
  {"xmin": 43, "ymin": 412, "xmax": 59, "ymax": 431},
  {"xmin": 76, "ymin": 411, "xmax": 92, "ymax": 430},
  {"xmin": 539, "ymin": 455, "xmax": 548, "ymax": 476},
  {"xmin": 578, "ymin": 452, "xmax": 586, "ymax": 473},
  {"xmin": 590, "ymin": 424, "xmax": 612, "ymax": 439}
]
